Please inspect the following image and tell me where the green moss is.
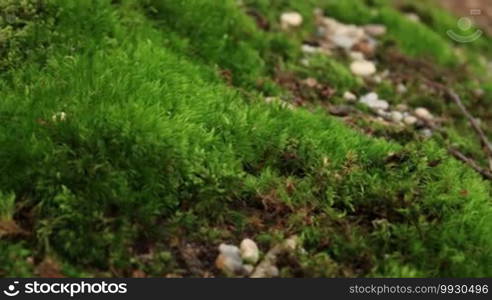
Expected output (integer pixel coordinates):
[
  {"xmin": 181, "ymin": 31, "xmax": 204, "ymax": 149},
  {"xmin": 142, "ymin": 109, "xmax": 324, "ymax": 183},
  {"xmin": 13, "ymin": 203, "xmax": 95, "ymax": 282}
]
[
  {"xmin": 0, "ymin": 241, "xmax": 34, "ymax": 277},
  {"xmin": 0, "ymin": 0, "xmax": 491, "ymax": 278},
  {"xmin": 292, "ymin": 54, "xmax": 361, "ymax": 92},
  {"xmin": 0, "ymin": 0, "xmax": 57, "ymax": 70}
]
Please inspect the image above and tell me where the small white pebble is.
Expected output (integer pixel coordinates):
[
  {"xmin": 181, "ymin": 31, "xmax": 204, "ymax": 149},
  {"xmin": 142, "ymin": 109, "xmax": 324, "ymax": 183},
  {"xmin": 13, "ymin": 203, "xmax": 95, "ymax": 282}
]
[
  {"xmin": 216, "ymin": 243, "xmax": 244, "ymax": 276},
  {"xmin": 376, "ymin": 100, "xmax": 389, "ymax": 110},
  {"xmin": 421, "ymin": 128, "xmax": 433, "ymax": 138},
  {"xmin": 363, "ymin": 24, "xmax": 387, "ymax": 37},
  {"xmin": 380, "ymin": 69, "xmax": 390, "ymax": 78},
  {"xmin": 283, "ymin": 236, "xmax": 298, "ymax": 252},
  {"xmin": 281, "ymin": 12, "xmax": 303, "ymax": 29},
  {"xmin": 219, "ymin": 243, "xmax": 240, "ymax": 256},
  {"xmin": 376, "ymin": 109, "xmax": 390, "ymax": 118},
  {"xmin": 360, "ymin": 92, "xmax": 378, "ymax": 103},
  {"xmin": 215, "ymin": 253, "xmax": 244, "ymax": 276},
  {"xmin": 397, "ymin": 83, "xmax": 408, "ymax": 94},
  {"xmin": 372, "ymin": 75, "xmax": 382, "ymax": 84},
  {"xmin": 406, "ymin": 13, "xmax": 421, "ymax": 22},
  {"xmin": 360, "ymin": 93, "xmax": 389, "ymax": 110},
  {"xmin": 331, "ymin": 34, "xmax": 357, "ymax": 49},
  {"xmin": 343, "ymin": 91, "xmax": 357, "ymax": 102},
  {"xmin": 414, "ymin": 107, "xmax": 433, "ymax": 121},
  {"xmin": 243, "ymin": 264, "xmax": 254, "ymax": 275},
  {"xmin": 473, "ymin": 88, "xmax": 485, "ymax": 98},
  {"xmin": 304, "ymin": 77, "xmax": 318, "ymax": 88},
  {"xmin": 349, "ymin": 51, "xmax": 365, "ymax": 61},
  {"xmin": 301, "ymin": 44, "xmax": 319, "ymax": 54},
  {"xmin": 350, "ymin": 60, "xmax": 376, "ymax": 77},
  {"xmin": 404, "ymin": 115, "xmax": 418, "ymax": 126},
  {"xmin": 240, "ymin": 239, "xmax": 260, "ymax": 265},
  {"xmin": 390, "ymin": 111, "xmax": 404, "ymax": 123},
  {"xmin": 265, "ymin": 265, "xmax": 279, "ymax": 277}
]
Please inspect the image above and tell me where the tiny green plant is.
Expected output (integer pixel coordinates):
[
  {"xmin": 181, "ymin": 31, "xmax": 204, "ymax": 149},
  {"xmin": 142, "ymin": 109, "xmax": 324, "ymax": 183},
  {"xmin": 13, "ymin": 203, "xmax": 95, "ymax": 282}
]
[{"xmin": 0, "ymin": 192, "xmax": 15, "ymax": 221}]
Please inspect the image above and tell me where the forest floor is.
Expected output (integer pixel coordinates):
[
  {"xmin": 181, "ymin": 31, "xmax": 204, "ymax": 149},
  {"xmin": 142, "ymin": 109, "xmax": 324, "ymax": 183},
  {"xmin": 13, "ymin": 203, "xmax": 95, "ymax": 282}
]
[{"xmin": 0, "ymin": 0, "xmax": 492, "ymax": 278}]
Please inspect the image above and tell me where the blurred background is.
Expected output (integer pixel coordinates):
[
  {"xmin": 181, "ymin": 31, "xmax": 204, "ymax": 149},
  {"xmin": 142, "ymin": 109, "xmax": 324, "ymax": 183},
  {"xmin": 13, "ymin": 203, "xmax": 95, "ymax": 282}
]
[{"xmin": 437, "ymin": 0, "xmax": 492, "ymax": 35}]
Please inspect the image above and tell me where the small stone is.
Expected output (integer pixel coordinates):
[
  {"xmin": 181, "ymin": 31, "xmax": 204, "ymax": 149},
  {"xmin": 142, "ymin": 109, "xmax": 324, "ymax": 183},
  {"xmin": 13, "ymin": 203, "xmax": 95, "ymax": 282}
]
[
  {"xmin": 363, "ymin": 24, "xmax": 387, "ymax": 37},
  {"xmin": 301, "ymin": 44, "xmax": 319, "ymax": 54},
  {"xmin": 343, "ymin": 91, "xmax": 357, "ymax": 102},
  {"xmin": 403, "ymin": 115, "xmax": 418, "ymax": 126},
  {"xmin": 421, "ymin": 128, "xmax": 433, "ymax": 138},
  {"xmin": 316, "ymin": 26, "xmax": 327, "ymax": 38},
  {"xmin": 243, "ymin": 264, "xmax": 254, "ymax": 275},
  {"xmin": 219, "ymin": 243, "xmax": 241, "ymax": 257},
  {"xmin": 390, "ymin": 111, "xmax": 404, "ymax": 123},
  {"xmin": 350, "ymin": 60, "xmax": 376, "ymax": 77},
  {"xmin": 283, "ymin": 236, "xmax": 298, "ymax": 252},
  {"xmin": 396, "ymin": 104, "xmax": 409, "ymax": 112},
  {"xmin": 250, "ymin": 263, "xmax": 279, "ymax": 278},
  {"xmin": 215, "ymin": 253, "xmax": 244, "ymax": 276},
  {"xmin": 240, "ymin": 239, "xmax": 260, "ymax": 265},
  {"xmin": 265, "ymin": 265, "xmax": 280, "ymax": 277},
  {"xmin": 360, "ymin": 92, "xmax": 378, "ymax": 103},
  {"xmin": 396, "ymin": 83, "xmax": 408, "ymax": 94},
  {"xmin": 349, "ymin": 51, "xmax": 365, "ymax": 61},
  {"xmin": 359, "ymin": 93, "xmax": 388, "ymax": 110},
  {"xmin": 372, "ymin": 75, "xmax": 382, "ymax": 84},
  {"xmin": 376, "ymin": 109, "xmax": 390, "ymax": 118},
  {"xmin": 331, "ymin": 34, "xmax": 357, "ymax": 49},
  {"xmin": 473, "ymin": 88, "xmax": 485, "ymax": 98},
  {"xmin": 414, "ymin": 107, "xmax": 433, "ymax": 121},
  {"xmin": 281, "ymin": 12, "xmax": 303, "ymax": 29},
  {"xmin": 339, "ymin": 25, "xmax": 365, "ymax": 41},
  {"xmin": 250, "ymin": 236, "xmax": 298, "ymax": 278},
  {"xmin": 380, "ymin": 69, "xmax": 390, "ymax": 78},
  {"xmin": 216, "ymin": 244, "xmax": 243, "ymax": 276},
  {"xmin": 406, "ymin": 13, "xmax": 421, "ymax": 23},
  {"xmin": 304, "ymin": 77, "xmax": 319, "ymax": 88}
]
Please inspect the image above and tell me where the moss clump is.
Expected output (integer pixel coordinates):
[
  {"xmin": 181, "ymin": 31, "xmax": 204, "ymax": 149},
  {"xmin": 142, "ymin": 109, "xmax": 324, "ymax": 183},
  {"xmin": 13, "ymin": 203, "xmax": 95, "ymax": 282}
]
[
  {"xmin": 292, "ymin": 54, "xmax": 361, "ymax": 92},
  {"xmin": 0, "ymin": 0, "xmax": 491, "ymax": 278},
  {"xmin": 0, "ymin": 0, "xmax": 57, "ymax": 70}
]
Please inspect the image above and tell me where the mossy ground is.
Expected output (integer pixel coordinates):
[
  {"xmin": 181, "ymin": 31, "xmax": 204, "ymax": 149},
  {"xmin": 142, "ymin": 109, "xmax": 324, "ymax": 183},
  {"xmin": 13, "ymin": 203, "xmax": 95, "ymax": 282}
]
[{"xmin": 0, "ymin": 0, "xmax": 491, "ymax": 277}]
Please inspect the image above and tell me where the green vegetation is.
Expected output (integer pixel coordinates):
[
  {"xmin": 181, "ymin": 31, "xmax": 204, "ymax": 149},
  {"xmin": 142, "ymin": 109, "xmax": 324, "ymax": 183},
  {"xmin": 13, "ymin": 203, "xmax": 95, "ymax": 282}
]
[{"xmin": 0, "ymin": 0, "xmax": 491, "ymax": 277}]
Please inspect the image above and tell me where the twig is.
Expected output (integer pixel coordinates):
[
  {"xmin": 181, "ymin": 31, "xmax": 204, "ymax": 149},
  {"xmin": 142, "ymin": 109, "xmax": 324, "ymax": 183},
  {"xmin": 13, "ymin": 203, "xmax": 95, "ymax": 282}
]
[
  {"xmin": 446, "ymin": 89, "xmax": 492, "ymax": 157},
  {"xmin": 448, "ymin": 148, "xmax": 492, "ymax": 180},
  {"xmin": 426, "ymin": 80, "xmax": 492, "ymax": 158}
]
